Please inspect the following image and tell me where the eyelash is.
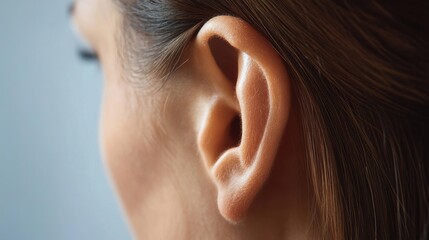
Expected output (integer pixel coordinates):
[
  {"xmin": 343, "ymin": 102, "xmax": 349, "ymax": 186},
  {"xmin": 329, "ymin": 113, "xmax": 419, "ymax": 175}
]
[{"xmin": 78, "ymin": 48, "xmax": 99, "ymax": 62}]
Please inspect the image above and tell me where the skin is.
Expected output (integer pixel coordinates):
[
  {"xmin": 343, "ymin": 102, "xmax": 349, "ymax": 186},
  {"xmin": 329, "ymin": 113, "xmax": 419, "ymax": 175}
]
[{"xmin": 72, "ymin": 0, "xmax": 316, "ymax": 239}]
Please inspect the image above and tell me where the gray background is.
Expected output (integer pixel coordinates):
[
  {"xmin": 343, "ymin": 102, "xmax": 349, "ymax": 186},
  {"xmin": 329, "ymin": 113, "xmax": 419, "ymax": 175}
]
[{"xmin": 0, "ymin": 0, "xmax": 132, "ymax": 239}]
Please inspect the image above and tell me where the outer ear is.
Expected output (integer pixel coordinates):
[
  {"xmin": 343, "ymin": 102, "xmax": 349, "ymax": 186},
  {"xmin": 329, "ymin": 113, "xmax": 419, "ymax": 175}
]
[{"xmin": 192, "ymin": 16, "xmax": 291, "ymax": 223}]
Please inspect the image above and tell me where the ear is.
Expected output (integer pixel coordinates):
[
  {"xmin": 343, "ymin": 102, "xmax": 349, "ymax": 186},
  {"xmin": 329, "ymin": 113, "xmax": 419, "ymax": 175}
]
[{"xmin": 191, "ymin": 16, "xmax": 291, "ymax": 223}]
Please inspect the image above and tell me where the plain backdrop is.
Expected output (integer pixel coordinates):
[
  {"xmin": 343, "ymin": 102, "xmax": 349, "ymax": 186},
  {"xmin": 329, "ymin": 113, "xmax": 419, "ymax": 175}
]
[{"xmin": 0, "ymin": 0, "xmax": 132, "ymax": 239}]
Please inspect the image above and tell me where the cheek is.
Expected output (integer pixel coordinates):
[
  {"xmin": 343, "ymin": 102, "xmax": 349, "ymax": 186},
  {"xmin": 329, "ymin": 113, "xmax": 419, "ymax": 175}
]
[
  {"xmin": 99, "ymin": 80, "xmax": 189, "ymax": 236},
  {"xmin": 100, "ymin": 81, "xmax": 159, "ymax": 211},
  {"xmin": 100, "ymin": 81, "xmax": 140, "ymax": 210}
]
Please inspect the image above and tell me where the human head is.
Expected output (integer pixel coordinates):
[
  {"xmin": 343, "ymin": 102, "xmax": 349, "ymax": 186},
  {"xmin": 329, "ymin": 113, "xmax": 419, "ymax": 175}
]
[{"xmin": 72, "ymin": 0, "xmax": 429, "ymax": 239}]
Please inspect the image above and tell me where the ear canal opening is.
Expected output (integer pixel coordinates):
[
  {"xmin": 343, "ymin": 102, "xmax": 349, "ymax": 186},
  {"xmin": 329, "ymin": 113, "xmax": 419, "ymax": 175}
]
[
  {"xmin": 229, "ymin": 115, "xmax": 242, "ymax": 148},
  {"xmin": 208, "ymin": 36, "xmax": 238, "ymax": 87}
]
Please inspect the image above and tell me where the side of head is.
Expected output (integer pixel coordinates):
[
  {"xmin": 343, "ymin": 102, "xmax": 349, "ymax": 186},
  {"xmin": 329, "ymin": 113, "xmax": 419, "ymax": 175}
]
[{"xmin": 73, "ymin": 0, "xmax": 429, "ymax": 239}]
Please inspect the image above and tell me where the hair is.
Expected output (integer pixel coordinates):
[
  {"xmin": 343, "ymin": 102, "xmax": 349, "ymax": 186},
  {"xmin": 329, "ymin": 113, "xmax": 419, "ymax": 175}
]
[{"xmin": 116, "ymin": 0, "xmax": 429, "ymax": 239}]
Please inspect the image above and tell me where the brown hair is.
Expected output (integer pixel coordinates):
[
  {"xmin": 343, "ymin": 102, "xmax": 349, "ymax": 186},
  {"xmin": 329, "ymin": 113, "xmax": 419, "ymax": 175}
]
[{"xmin": 117, "ymin": 0, "xmax": 429, "ymax": 239}]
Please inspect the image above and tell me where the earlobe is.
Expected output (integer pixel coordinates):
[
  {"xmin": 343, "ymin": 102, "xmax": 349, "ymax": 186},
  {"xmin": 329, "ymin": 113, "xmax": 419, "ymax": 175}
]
[{"xmin": 193, "ymin": 16, "xmax": 291, "ymax": 223}]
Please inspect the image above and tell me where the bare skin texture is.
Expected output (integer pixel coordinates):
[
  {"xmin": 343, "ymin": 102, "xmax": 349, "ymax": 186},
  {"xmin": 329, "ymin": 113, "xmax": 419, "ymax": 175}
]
[{"xmin": 72, "ymin": 0, "xmax": 315, "ymax": 239}]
